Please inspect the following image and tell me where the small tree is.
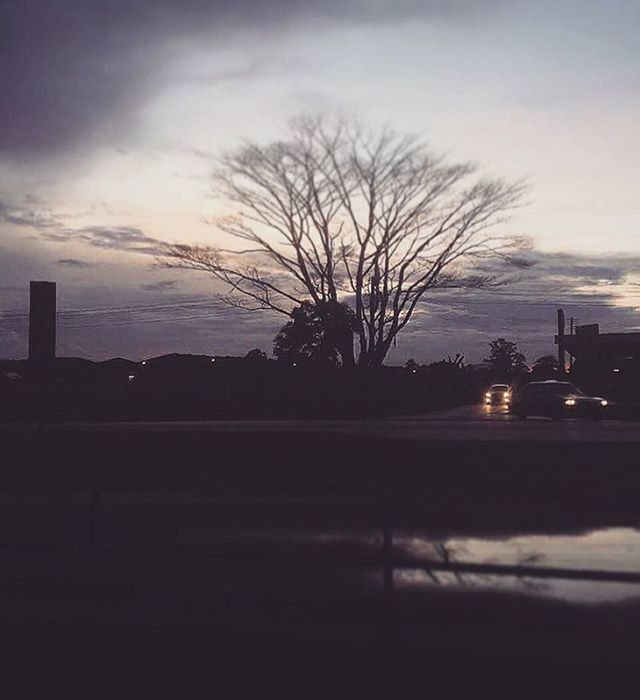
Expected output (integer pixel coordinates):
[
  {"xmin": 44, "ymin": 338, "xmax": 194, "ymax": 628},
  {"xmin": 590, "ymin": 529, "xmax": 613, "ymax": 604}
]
[
  {"xmin": 533, "ymin": 354, "xmax": 559, "ymax": 369},
  {"xmin": 484, "ymin": 339, "xmax": 527, "ymax": 380},
  {"xmin": 531, "ymin": 354, "xmax": 563, "ymax": 380},
  {"xmin": 405, "ymin": 358, "xmax": 421, "ymax": 373},
  {"xmin": 245, "ymin": 348, "xmax": 268, "ymax": 361},
  {"xmin": 273, "ymin": 300, "xmax": 357, "ymax": 367}
]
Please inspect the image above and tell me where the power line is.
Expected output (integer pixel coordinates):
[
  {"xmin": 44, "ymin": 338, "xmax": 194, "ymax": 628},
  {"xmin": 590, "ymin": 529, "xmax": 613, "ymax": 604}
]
[
  {"xmin": 1, "ymin": 295, "xmax": 638, "ymax": 317},
  {"xmin": 60, "ymin": 311, "xmax": 243, "ymax": 329},
  {"xmin": 0, "ymin": 296, "xmax": 219, "ymax": 318},
  {"xmin": 0, "ymin": 299, "xmax": 225, "ymax": 321}
]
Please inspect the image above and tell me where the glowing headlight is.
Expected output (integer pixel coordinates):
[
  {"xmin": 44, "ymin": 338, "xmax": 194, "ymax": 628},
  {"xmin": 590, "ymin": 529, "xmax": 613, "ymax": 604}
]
[
  {"xmin": 503, "ymin": 392, "xmax": 510, "ymax": 400},
  {"xmin": 485, "ymin": 392, "xmax": 491, "ymax": 399},
  {"xmin": 600, "ymin": 399, "xmax": 608, "ymax": 407},
  {"xmin": 564, "ymin": 398, "xmax": 576, "ymax": 406}
]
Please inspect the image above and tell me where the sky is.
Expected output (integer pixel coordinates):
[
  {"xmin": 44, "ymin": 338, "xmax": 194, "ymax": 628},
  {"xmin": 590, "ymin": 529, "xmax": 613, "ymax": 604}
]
[{"xmin": 1, "ymin": 0, "xmax": 639, "ymax": 364}]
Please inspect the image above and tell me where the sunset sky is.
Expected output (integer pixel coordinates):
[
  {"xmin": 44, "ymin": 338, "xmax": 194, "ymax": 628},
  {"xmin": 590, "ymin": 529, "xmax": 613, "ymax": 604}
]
[{"xmin": 1, "ymin": 0, "xmax": 639, "ymax": 363}]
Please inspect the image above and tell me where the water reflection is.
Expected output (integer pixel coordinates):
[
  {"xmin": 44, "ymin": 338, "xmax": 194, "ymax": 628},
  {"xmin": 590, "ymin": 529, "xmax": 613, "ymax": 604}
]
[{"xmin": 396, "ymin": 528, "xmax": 640, "ymax": 603}]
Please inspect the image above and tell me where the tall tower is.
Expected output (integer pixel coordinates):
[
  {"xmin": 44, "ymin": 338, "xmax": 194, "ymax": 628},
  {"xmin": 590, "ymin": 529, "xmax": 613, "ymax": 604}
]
[{"xmin": 28, "ymin": 281, "xmax": 57, "ymax": 361}]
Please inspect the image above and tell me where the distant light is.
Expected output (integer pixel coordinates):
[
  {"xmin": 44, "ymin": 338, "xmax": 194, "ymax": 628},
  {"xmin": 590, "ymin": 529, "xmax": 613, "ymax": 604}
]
[
  {"xmin": 293, "ymin": 362, "xmax": 297, "ymax": 367},
  {"xmin": 412, "ymin": 369, "xmax": 417, "ymax": 374},
  {"xmin": 211, "ymin": 358, "xmax": 216, "ymax": 363},
  {"xmin": 613, "ymin": 368, "xmax": 620, "ymax": 373},
  {"xmin": 600, "ymin": 399, "xmax": 608, "ymax": 407},
  {"xmin": 564, "ymin": 398, "xmax": 576, "ymax": 406},
  {"xmin": 128, "ymin": 374, "xmax": 135, "ymax": 381},
  {"xmin": 141, "ymin": 360, "xmax": 147, "ymax": 365}
]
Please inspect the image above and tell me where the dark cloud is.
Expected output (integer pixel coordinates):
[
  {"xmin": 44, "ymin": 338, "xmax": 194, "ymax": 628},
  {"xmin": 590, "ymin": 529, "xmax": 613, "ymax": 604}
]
[
  {"xmin": 58, "ymin": 258, "xmax": 93, "ymax": 268},
  {"xmin": 0, "ymin": 197, "xmax": 62, "ymax": 228},
  {"xmin": 142, "ymin": 280, "xmax": 178, "ymax": 292},
  {"xmin": 42, "ymin": 226, "xmax": 165, "ymax": 255},
  {"xmin": 536, "ymin": 253, "xmax": 635, "ymax": 284},
  {"xmin": 0, "ymin": 0, "xmax": 494, "ymax": 158},
  {"xmin": 0, "ymin": 200, "xmax": 165, "ymax": 256},
  {"xmin": 1, "ymin": 195, "xmax": 164, "ymax": 255},
  {"xmin": 473, "ymin": 250, "xmax": 640, "ymax": 291}
]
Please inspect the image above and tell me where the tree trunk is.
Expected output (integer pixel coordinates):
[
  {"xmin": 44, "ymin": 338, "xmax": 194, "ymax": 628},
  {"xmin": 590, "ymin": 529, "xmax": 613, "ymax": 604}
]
[{"xmin": 338, "ymin": 329, "xmax": 356, "ymax": 368}]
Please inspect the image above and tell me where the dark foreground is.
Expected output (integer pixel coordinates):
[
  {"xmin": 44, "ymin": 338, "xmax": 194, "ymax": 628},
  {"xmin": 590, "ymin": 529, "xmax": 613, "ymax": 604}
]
[{"xmin": 3, "ymin": 420, "xmax": 640, "ymax": 697}]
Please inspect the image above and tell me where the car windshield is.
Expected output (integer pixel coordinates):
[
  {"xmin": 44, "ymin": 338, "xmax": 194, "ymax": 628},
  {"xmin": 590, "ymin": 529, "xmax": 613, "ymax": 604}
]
[
  {"xmin": 490, "ymin": 385, "xmax": 509, "ymax": 391},
  {"xmin": 526, "ymin": 383, "xmax": 583, "ymax": 397}
]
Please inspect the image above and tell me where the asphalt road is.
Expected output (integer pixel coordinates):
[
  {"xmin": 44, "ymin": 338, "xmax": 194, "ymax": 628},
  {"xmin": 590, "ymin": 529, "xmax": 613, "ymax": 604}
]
[{"xmin": 2, "ymin": 403, "xmax": 639, "ymax": 442}]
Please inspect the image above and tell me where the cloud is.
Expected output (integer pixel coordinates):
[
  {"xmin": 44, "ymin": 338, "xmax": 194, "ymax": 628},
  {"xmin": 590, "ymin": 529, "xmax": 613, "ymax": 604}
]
[
  {"xmin": 142, "ymin": 280, "xmax": 178, "ymax": 292},
  {"xmin": 0, "ymin": 197, "xmax": 62, "ymax": 228},
  {"xmin": 471, "ymin": 249, "xmax": 640, "ymax": 295},
  {"xmin": 42, "ymin": 226, "xmax": 165, "ymax": 256},
  {"xmin": 0, "ymin": 0, "xmax": 497, "ymax": 158},
  {"xmin": 58, "ymin": 258, "xmax": 93, "ymax": 268},
  {"xmin": 1, "ymin": 194, "xmax": 164, "ymax": 255}
]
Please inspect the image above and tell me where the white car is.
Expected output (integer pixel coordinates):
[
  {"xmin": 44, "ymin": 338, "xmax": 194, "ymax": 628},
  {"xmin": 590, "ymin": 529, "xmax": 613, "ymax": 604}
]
[{"xmin": 484, "ymin": 384, "xmax": 511, "ymax": 406}]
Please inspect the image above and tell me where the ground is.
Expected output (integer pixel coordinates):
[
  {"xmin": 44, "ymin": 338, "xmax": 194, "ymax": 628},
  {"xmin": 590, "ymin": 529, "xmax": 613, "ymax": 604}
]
[{"xmin": 2, "ymin": 406, "xmax": 640, "ymax": 696}]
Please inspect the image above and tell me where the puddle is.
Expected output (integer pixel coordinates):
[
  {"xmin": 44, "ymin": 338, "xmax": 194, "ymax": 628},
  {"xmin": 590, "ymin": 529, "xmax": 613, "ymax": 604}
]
[{"xmin": 395, "ymin": 528, "xmax": 640, "ymax": 603}]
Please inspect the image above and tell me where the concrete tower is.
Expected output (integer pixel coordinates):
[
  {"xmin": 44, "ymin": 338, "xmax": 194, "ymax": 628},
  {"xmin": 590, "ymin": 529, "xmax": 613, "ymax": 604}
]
[{"xmin": 28, "ymin": 281, "xmax": 57, "ymax": 361}]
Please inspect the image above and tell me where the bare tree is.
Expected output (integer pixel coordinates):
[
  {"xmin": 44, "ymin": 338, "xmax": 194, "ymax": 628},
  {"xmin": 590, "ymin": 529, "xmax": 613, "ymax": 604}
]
[{"xmin": 163, "ymin": 115, "xmax": 526, "ymax": 367}]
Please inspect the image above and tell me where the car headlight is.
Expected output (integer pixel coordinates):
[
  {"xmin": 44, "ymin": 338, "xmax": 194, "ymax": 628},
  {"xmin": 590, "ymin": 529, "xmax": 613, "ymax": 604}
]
[
  {"xmin": 485, "ymin": 392, "xmax": 491, "ymax": 398},
  {"xmin": 564, "ymin": 398, "xmax": 576, "ymax": 406},
  {"xmin": 600, "ymin": 399, "xmax": 608, "ymax": 407}
]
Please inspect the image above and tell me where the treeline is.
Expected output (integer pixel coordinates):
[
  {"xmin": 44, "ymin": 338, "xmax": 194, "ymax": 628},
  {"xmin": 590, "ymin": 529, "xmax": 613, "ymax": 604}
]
[
  {"xmin": 0, "ymin": 352, "xmax": 486, "ymax": 422},
  {"xmin": 2, "ymin": 335, "xmax": 639, "ymax": 422}
]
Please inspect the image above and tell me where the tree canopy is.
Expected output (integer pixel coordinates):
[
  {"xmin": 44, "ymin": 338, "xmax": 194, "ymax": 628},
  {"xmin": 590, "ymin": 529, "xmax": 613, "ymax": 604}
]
[
  {"xmin": 484, "ymin": 338, "xmax": 528, "ymax": 379},
  {"xmin": 273, "ymin": 300, "xmax": 357, "ymax": 367},
  {"xmin": 164, "ymin": 115, "xmax": 526, "ymax": 366}
]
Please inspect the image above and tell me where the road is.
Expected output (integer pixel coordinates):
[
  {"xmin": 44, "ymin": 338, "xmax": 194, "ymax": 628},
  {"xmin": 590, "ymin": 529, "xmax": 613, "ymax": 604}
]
[{"xmin": 2, "ymin": 403, "xmax": 639, "ymax": 442}]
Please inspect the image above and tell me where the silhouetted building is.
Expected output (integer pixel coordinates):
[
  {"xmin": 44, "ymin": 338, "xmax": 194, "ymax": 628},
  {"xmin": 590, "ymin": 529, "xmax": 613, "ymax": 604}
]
[
  {"xmin": 555, "ymin": 309, "xmax": 640, "ymax": 366},
  {"xmin": 28, "ymin": 281, "xmax": 57, "ymax": 361}
]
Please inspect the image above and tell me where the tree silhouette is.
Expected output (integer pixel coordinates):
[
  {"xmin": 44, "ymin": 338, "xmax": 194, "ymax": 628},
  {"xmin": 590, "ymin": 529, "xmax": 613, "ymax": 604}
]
[
  {"xmin": 245, "ymin": 348, "xmax": 268, "ymax": 361},
  {"xmin": 484, "ymin": 338, "xmax": 528, "ymax": 380},
  {"xmin": 273, "ymin": 300, "xmax": 357, "ymax": 367},
  {"xmin": 163, "ymin": 115, "xmax": 525, "ymax": 366},
  {"xmin": 405, "ymin": 358, "xmax": 421, "ymax": 373},
  {"xmin": 531, "ymin": 354, "xmax": 563, "ymax": 379},
  {"xmin": 533, "ymin": 355, "xmax": 559, "ymax": 368}
]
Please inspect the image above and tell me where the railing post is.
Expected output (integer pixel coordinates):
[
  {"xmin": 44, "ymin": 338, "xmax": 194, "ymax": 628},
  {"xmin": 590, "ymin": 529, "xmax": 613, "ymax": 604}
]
[
  {"xmin": 379, "ymin": 486, "xmax": 395, "ymax": 695},
  {"xmin": 382, "ymin": 512, "xmax": 394, "ymax": 602},
  {"xmin": 380, "ymin": 476, "xmax": 394, "ymax": 605},
  {"xmin": 89, "ymin": 478, "xmax": 102, "ymax": 550}
]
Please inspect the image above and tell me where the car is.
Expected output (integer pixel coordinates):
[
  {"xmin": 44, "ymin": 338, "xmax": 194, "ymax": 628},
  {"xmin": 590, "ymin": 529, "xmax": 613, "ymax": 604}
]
[
  {"xmin": 510, "ymin": 380, "xmax": 609, "ymax": 420},
  {"xmin": 484, "ymin": 384, "xmax": 512, "ymax": 406}
]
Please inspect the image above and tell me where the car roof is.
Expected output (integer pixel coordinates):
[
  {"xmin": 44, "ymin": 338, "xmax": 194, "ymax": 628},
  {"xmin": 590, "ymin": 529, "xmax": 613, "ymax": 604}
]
[{"xmin": 526, "ymin": 380, "xmax": 574, "ymax": 386}]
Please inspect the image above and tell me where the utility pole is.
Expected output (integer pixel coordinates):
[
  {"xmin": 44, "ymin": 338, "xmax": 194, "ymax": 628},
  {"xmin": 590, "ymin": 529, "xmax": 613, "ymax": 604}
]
[
  {"xmin": 557, "ymin": 308, "xmax": 566, "ymax": 370},
  {"xmin": 569, "ymin": 317, "xmax": 575, "ymax": 369}
]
